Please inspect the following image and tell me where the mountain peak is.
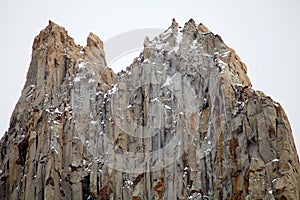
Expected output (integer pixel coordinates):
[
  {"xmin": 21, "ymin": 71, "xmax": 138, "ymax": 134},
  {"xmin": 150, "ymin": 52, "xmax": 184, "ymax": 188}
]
[
  {"xmin": 87, "ymin": 32, "xmax": 103, "ymax": 48},
  {"xmin": 186, "ymin": 18, "xmax": 196, "ymax": 26},
  {"xmin": 1, "ymin": 19, "xmax": 299, "ymax": 199},
  {"xmin": 33, "ymin": 20, "xmax": 77, "ymax": 51},
  {"xmin": 84, "ymin": 32, "xmax": 106, "ymax": 65}
]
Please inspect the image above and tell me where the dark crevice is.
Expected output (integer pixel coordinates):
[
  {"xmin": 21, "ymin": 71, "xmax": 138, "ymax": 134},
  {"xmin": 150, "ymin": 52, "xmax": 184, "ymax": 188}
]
[
  {"xmin": 16, "ymin": 137, "xmax": 29, "ymax": 165},
  {"xmin": 82, "ymin": 174, "xmax": 95, "ymax": 200}
]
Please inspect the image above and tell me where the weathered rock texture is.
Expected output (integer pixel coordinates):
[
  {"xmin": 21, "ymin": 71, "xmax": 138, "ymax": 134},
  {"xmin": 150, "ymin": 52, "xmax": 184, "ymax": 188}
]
[{"xmin": 1, "ymin": 19, "xmax": 299, "ymax": 199}]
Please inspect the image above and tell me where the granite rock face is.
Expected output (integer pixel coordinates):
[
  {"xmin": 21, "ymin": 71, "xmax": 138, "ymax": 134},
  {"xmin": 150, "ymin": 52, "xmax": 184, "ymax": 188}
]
[{"xmin": 1, "ymin": 19, "xmax": 299, "ymax": 199}]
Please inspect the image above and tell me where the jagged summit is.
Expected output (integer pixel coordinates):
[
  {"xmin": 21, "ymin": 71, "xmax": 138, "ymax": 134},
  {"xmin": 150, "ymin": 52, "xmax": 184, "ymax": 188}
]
[
  {"xmin": 86, "ymin": 32, "xmax": 103, "ymax": 48},
  {"xmin": 33, "ymin": 20, "xmax": 77, "ymax": 50},
  {"xmin": 84, "ymin": 32, "xmax": 107, "ymax": 66},
  {"xmin": 32, "ymin": 21, "xmax": 106, "ymax": 65},
  {"xmin": 0, "ymin": 19, "xmax": 299, "ymax": 199},
  {"xmin": 140, "ymin": 18, "xmax": 251, "ymax": 88}
]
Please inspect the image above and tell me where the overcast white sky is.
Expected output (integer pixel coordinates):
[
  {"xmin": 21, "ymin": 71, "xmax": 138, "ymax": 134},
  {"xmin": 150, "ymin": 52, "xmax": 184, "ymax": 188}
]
[{"xmin": 0, "ymin": 0, "xmax": 299, "ymax": 156}]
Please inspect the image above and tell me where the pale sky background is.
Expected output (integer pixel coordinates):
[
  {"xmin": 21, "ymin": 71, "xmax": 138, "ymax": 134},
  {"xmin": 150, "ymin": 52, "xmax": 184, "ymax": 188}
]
[{"xmin": 0, "ymin": 1, "xmax": 299, "ymax": 156}]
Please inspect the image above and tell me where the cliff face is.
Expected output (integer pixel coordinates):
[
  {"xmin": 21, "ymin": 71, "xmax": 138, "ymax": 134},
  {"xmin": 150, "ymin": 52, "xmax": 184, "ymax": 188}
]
[{"xmin": 0, "ymin": 19, "xmax": 299, "ymax": 199}]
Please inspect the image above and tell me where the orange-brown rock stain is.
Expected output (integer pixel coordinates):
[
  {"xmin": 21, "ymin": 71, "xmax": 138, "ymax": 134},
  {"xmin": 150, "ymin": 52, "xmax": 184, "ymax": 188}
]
[
  {"xmin": 99, "ymin": 185, "xmax": 112, "ymax": 200},
  {"xmin": 154, "ymin": 179, "xmax": 164, "ymax": 198}
]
